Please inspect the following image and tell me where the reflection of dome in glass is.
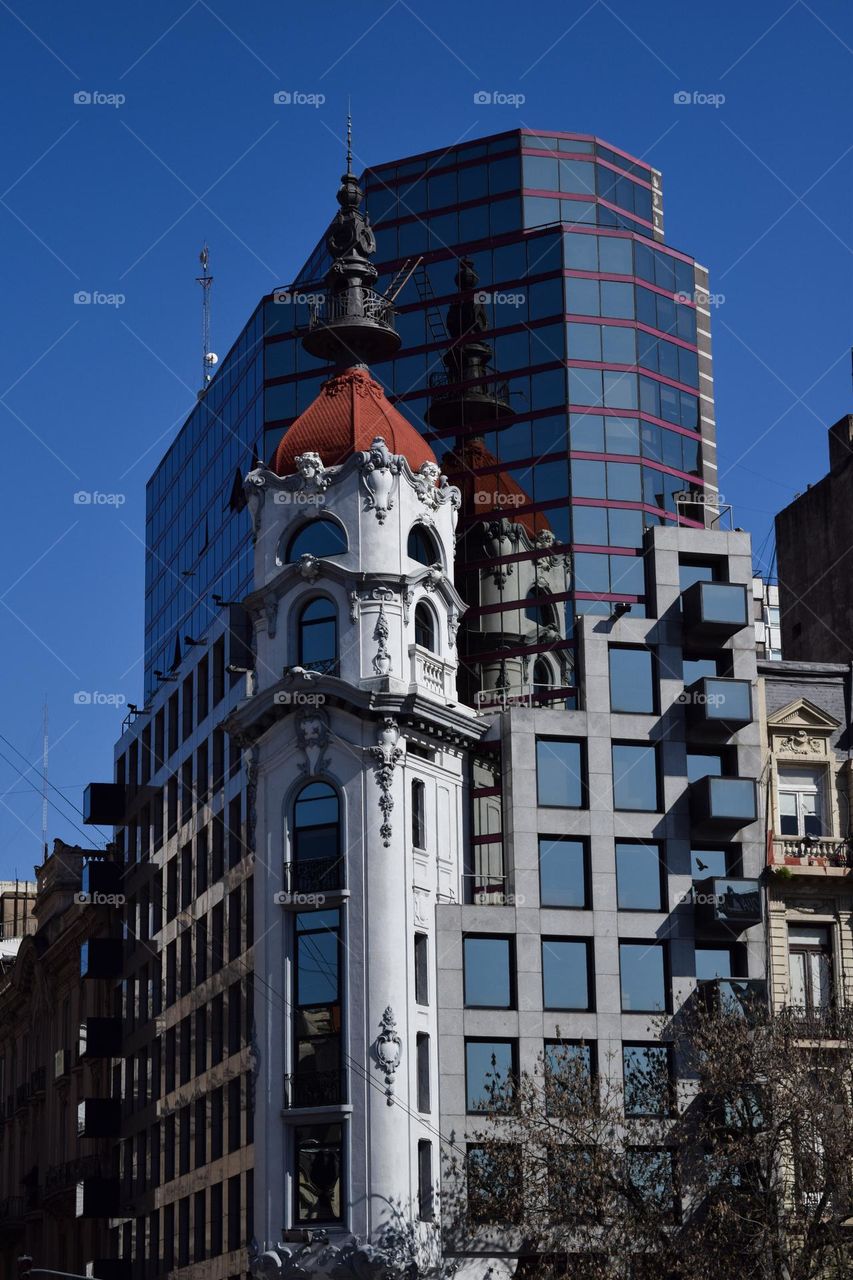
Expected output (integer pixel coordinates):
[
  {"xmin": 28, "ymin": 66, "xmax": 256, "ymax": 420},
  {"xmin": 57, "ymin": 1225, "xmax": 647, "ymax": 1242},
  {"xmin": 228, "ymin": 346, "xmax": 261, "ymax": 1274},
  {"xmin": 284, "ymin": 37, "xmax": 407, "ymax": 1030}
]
[{"xmin": 442, "ymin": 436, "xmax": 551, "ymax": 539}]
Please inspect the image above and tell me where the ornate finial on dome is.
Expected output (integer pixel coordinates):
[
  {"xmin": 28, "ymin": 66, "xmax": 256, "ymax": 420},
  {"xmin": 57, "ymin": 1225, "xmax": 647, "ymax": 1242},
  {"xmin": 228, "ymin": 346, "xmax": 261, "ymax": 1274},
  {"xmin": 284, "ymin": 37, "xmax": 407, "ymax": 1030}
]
[{"xmin": 302, "ymin": 116, "xmax": 402, "ymax": 368}]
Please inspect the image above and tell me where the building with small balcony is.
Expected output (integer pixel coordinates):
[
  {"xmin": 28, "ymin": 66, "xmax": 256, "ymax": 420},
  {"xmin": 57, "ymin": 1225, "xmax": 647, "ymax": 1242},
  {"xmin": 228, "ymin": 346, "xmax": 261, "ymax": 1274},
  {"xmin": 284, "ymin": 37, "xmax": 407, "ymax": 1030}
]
[{"xmin": 759, "ymin": 659, "xmax": 853, "ymax": 1039}]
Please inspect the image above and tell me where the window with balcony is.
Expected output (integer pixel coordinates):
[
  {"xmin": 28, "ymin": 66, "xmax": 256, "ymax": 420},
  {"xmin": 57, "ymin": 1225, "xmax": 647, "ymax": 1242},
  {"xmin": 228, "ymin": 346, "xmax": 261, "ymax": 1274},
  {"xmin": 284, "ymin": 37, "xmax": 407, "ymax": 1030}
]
[
  {"xmin": 788, "ymin": 925, "xmax": 832, "ymax": 1013},
  {"xmin": 778, "ymin": 766, "xmax": 827, "ymax": 838},
  {"xmin": 298, "ymin": 597, "xmax": 338, "ymax": 674},
  {"xmin": 414, "ymin": 601, "xmax": 437, "ymax": 651},
  {"xmin": 290, "ymin": 782, "xmax": 342, "ymax": 893}
]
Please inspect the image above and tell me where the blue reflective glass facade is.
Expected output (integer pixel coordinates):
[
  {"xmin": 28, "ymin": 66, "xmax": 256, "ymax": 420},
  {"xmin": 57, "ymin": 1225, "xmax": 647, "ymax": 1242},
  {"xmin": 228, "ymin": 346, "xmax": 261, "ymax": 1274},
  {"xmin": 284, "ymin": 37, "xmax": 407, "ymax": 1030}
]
[{"xmin": 146, "ymin": 128, "xmax": 715, "ymax": 702}]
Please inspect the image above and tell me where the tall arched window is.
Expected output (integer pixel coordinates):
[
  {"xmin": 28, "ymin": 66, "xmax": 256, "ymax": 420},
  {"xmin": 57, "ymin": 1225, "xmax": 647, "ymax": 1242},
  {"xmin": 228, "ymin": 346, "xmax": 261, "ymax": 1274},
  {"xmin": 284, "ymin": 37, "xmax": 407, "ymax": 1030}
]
[
  {"xmin": 411, "ymin": 779, "xmax": 426, "ymax": 850},
  {"xmin": 285, "ymin": 519, "xmax": 347, "ymax": 563},
  {"xmin": 533, "ymin": 658, "xmax": 553, "ymax": 689},
  {"xmin": 298, "ymin": 598, "xmax": 338, "ymax": 674},
  {"xmin": 414, "ymin": 602, "xmax": 436, "ymax": 652},
  {"xmin": 408, "ymin": 525, "xmax": 441, "ymax": 567},
  {"xmin": 291, "ymin": 781, "xmax": 342, "ymax": 891}
]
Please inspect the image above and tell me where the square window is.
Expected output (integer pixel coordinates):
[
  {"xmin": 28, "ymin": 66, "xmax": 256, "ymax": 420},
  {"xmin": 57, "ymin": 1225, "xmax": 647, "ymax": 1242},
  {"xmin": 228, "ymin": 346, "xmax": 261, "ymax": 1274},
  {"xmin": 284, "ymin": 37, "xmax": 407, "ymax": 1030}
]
[
  {"xmin": 559, "ymin": 159, "xmax": 596, "ymax": 195},
  {"xmin": 574, "ymin": 552, "xmax": 610, "ymax": 593},
  {"xmin": 620, "ymin": 943, "xmax": 667, "ymax": 1011},
  {"xmin": 563, "ymin": 231, "xmax": 598, "ymax": 270},
  {"xmin": 566, "ymin": 277, "xmax": 601, "ymax": 316},
  {"xmin": 567, "ymin": 322, "xmax": 602, "ymax": 362},
  {"xmin": 608, "ymin": 508, "xmax": 644, "ymax": 548},
  {"xmin": 609, "ymin": 648, "xmax": 655, "ymax": 713},
  {"xmin": 572, "ymin": 504, "xmax": 608, "ymax": 545},
  {"xmin": 607, "ymin": 461, "xmax": 641, "ymax": 501},
  {"xmin": 465, "ymin": 1039, "xmax": 516, "ymax": 1112},
  {"xmin": 612, "ymin": 744, "xmax": 658, "ymax": 811},
  {"xmin": 601, "ymin": 281, "xmax": 634, "ymax": 319},
  {"xmin": 602, "ymin": 325, "xmax": 636, "ymax": 365},
  {"xmin": 463, "ymin": 936, "xmax": 514, "ymax": 1008},
  {"xmin": 542, "ymin": 939, "xmax": 592, "ymax": 1010},
  {"xmin": 571, "ymin": 459, "xmax": 606, "ymax": 498},
  {"xmin": 598, "ymin": 235, "xmax": 633, "ymax": 274},
  {"xmin": 537, "ymin": 739, "xmax": 585, "ymax": 808},
  {"xmin": 570, "ymin": 412, "xmax": 605, "ymax": 451},
  {"xmin": 524, "ymin": 154, "xmax": 559, "ymax": 191},
  {"xmin": 616, "ymin": 841, "xmax": 663, "ymax": 910},
  {"xmin": 569, "ymin": 367, "xmax": 603, "ymax": 407},
  {"xmin": 603, "ymin": 371, "xmax": 638, "ymax": 410},
  {"xmin": 623, "ymin": 1044, "xmax": 671, "ymax": 1116},
  {"xmin": 539, "ymin": 836, "xmax": 588, "ymax": 908}
]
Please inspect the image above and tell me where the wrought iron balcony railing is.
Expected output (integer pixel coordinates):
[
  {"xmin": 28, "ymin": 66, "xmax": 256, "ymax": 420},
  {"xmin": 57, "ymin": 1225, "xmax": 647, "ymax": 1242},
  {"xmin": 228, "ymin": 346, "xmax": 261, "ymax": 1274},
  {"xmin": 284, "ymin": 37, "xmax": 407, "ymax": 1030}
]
[
  {"xmin": 779, "ymin": 1003, "xmax": 853, "ymax": 1039},
  {"xmin": 283, "ymin": 856, "xmax": 344, "ymax": 895},
  {"xmin": 283, "ymin": 1068, "xmax": 346, "ymax": 1109},
  {"xmin": 309, "ymin": 287, "xmax": 396, "ymax": 331}
]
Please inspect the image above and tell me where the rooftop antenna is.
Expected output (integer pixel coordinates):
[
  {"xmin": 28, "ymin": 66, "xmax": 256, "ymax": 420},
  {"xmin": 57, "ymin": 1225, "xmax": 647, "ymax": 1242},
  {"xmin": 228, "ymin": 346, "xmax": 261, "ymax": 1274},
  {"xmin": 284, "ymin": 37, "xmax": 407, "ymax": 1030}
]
[
  {"xmin": 346, "ymin": 101, "xmax": 353, "ymax": 175},
  {"xmin": 196, "ymin": 244, "xmax": 218, "ymax": 396},
  {"xmin": 41, "ymin": 699, "xmax": 48, "ymax": 863}
]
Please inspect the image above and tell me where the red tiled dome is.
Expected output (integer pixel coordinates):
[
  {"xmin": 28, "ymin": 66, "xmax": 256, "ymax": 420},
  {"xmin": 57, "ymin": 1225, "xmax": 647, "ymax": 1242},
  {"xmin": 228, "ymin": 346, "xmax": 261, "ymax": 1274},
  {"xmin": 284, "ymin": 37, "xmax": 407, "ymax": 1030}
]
[
  {"xmin": 442, "ymin": 436, "xmax": 548, "ymax": 538},
  {"xmin": 272, "ymin": 365, "xmax": 436, "ymax": 476}
]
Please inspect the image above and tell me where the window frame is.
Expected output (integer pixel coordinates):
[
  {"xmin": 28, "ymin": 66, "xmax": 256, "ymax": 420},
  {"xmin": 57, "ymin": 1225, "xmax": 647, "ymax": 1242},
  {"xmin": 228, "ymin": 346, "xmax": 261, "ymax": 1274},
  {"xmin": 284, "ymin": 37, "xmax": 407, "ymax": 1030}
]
[
  {"xmin": 536, "ymin": 737, "xmax": 586, "ymax": 809},
  {"xmin": 619, "ymin": 941, "xmax": 669, "ymax": 1013},
  {"xmin": 297, "ymin": 595, "xmax": 339, "ymax": 675},
  {"xmin": 615, "ymin": 840, "xmax": 664, "ymax": 912},
  {"xmin": 612, "ymin": 742, "xmax": 660, "ymax": 812},
  {"xmin": 538, "ymin": 835, "xmax": 590, "ymax": 909},
  {"xmin": 464, "ymin": 1037, "xmax": 518, "ymax": 1113},
  {"xmin": 542, "ymin": 937, "xmax": 594, "ymax": 1012},
  {"xmin": 463, "ymin": 934, "xmax": 516, "ymax": 1010},
  {"xmin": 609, "ymin": 645, "xmax": 657, "ymax": 715}
]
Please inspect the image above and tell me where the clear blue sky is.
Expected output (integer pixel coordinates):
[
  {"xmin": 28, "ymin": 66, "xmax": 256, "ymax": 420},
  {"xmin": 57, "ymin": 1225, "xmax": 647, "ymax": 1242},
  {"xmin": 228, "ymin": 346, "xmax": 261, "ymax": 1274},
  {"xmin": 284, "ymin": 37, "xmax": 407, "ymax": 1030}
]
[{"xmin": 0, "ymin": 0, "xmax": 850, "ymax": 878}]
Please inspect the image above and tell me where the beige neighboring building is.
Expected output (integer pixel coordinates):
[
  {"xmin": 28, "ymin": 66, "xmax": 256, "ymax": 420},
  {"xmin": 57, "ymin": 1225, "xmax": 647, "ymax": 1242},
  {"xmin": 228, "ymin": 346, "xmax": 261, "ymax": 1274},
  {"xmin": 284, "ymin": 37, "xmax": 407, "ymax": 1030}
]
[
  {"xmin": 759, "ymin": 660, "xmax": 853, "ymax": 1034},
  {"xmin": 0, "ymin": 880, "xmax": 36, "ymax": 944}
]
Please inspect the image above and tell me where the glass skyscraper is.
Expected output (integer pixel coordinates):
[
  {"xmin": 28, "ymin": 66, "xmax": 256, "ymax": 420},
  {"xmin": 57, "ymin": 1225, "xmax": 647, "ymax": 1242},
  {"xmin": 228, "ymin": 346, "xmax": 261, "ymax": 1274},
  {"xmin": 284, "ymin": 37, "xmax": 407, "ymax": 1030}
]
[{"xmin": 145, "ymin": 127, "xmax": 716, "ymax": 702}]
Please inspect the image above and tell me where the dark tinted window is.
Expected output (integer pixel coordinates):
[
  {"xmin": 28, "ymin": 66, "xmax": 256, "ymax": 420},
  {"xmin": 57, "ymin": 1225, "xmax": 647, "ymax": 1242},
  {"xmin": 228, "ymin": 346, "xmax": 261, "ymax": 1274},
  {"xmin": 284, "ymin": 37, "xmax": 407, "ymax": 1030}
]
[
  {"xmin": 539, "ymin": 836, "xmax": 587, "ymax": 908},
  {"xmin": 609, "ymin": 648, "xmax": 655, "ymax": 714},
  {"xmin": 620, "ymin": 943, "xmax": 667, "ymax": 1011},
  {"xmin": 542, "ymin": 939, "xmax": 591, "ymax": 1010},
  {"xmin": 695, "ymin": 946, "xmax": 734, "ymax": 980},
  {"xmin": 616, "ymin": 841, "xmax": 663, "ymax": 910},
  {"xmin": 286, "ymin": 519, "xmax": 347, "ymax": 561},
  {"xmin": 612, "ymin": 744, "xmax": 658, "ymax": 811},
  {"xmin": 537, "ymin": 739, "xmax": 584, "ymax": 808},
  {"xmin": 298, "ymin": 597, "xmax": 338, "ymax": 672},
  {"xmin": 464, "ymin": 936, "xmax": 513, "ymax": 1008},
  {"xmin": 623, "ymin": 1044, "xmax": 671, "ymax": 1117},
  {"xmin": 465, "ymin": 1039, "xmax": 516, "ymax": 1111}
]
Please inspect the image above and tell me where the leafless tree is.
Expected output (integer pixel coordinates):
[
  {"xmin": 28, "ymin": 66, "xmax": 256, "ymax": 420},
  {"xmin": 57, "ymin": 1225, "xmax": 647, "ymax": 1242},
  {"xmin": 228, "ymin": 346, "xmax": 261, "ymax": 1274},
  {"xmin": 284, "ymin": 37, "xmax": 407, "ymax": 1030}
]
[{"xmin": 443, "ymin": 998, "xmax": 853, "ymax": 1279}]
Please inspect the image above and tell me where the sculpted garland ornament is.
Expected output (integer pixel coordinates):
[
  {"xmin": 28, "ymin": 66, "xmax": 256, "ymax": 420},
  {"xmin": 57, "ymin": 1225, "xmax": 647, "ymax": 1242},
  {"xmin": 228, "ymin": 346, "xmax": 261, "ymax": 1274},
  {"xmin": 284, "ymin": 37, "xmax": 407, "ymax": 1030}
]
[
  {"xmin": 370, "ymin": 717, "xmax": 405, "ymax": 846},
  {"xmin": 374, "ymin": 1005, "xmax": 403, "ymax": 1105}
]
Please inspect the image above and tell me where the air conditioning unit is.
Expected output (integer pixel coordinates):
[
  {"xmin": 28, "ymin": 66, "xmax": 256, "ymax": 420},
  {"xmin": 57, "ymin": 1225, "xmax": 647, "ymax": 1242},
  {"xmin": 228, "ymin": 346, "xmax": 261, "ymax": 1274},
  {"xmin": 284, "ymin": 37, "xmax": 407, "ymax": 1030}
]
[{"xmin": 54, "ymin": 1048, "xmax": 72, "ymax": 1080}]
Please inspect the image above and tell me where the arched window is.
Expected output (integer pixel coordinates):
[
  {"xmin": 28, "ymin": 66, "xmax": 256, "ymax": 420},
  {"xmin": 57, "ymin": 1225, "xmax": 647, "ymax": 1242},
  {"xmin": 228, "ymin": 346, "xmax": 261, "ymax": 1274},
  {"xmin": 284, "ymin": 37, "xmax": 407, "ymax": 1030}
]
[
  {"xmin": 414, "ymin": 602, "xmax": 436, "ymax": 652},
  {"xmin": 286, "ymin": 519, "xmax": 347, "ymax": 563},
  {"xmin": 298, "ymin": 597, "xmax": 338, "ymax": 674},
  {"xmin": 411, "ymin": 779, "xmax": 426, "ymax": 849},
  {"xmin": 408, "ymin": 525, "xmax": 441, "ymax": 567},
  {"xmin": 533, "ymin": 658, "xmax": 553, "ymax": 689},
  {"xmin": 291, "ymin": 781, "xmax": 342, "ymax": 892}
]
